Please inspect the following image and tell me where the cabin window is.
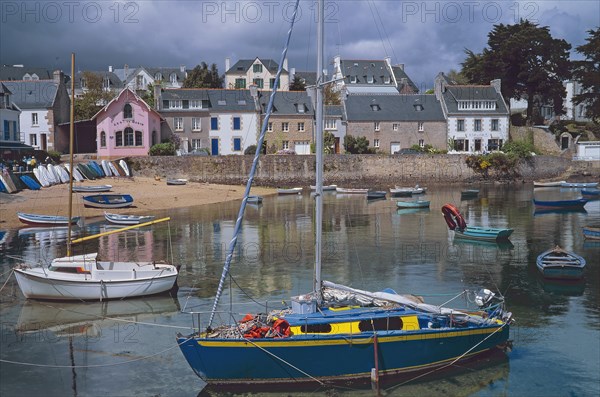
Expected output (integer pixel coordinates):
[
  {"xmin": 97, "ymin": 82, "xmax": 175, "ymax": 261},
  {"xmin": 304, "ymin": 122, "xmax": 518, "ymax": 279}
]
[
  {"xmin": 100, "ymin": 131, "xmax": 106, "ymax": 147},
  {"xmin": 123, "ymin": 103, "xmax": 133, "ymax": 119},
  {"xmin": 300, "ymin": 323, "xmax": 332, "ymax": 333},
  {"xmin": 358, "ymin": 317, "xmax": 404, "ymax": 332}
]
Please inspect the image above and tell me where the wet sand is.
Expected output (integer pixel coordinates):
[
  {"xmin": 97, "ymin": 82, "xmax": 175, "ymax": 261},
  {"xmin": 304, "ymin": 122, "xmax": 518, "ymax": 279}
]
[{"xmin": 0, "ymin": 176, "xmax": 276, "ymax": 229}]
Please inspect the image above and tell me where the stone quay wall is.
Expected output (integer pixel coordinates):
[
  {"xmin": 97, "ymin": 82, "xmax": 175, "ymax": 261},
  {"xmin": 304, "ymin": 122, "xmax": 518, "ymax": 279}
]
[{"xmin": 128, "ymin": 155, "xmax": 599, "ymax": 187}]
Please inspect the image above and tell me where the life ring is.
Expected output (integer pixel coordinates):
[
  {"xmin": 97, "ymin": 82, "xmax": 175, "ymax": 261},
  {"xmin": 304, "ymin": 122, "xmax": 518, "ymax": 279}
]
[{"xmin": 442, "ymin": 204, "xmax": 467, "ymax": 231}]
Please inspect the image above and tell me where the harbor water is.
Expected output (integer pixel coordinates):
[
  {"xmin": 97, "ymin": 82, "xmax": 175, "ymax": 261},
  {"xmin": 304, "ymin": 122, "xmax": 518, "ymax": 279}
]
[{"xmin": 1, "ymin": 184, "xmax": 599, "ymax": 396}]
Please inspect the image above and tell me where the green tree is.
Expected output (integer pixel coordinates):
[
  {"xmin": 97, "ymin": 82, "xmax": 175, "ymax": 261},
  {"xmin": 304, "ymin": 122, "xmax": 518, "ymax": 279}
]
[
  {"xmin": 289, "ymin": 76, "xmax": 306, "ymax": 91},
  {"xmin": 343, "ymin": 135, "xmax": 370, "ymax": 154},
  {"xmin": 462, "ymin": 20, "xmax": 572, "ymax": 121},
  {"xmin": 140, "ymin": 83, "xmax": 155, "ymax": 108},
  {"xmin": 183, "ymin": 62, "xmax": 224, "ymax": 88},
  {"xmin": 446, "ymin": 69, "xmax": 469, "ymax": 85},
  {"xmin": 323, "ymin": 131, "xmax": 335, "ymax": 154},
  {"xmin": 74, "ymin": 71, "xmax": 116, "ymax": 121},
  {"xmin": 324, "ymin": 84, "xmax": 341, "ymax": 105},
  {"xmin": 572, "ymin": 28, "xmax": 600, "ymax": 123}
]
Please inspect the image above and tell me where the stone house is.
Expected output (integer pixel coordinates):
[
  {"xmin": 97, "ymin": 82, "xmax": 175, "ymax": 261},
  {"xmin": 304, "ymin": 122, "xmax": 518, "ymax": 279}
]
[
  {"xmin": 93, "ymin": 87, "xmax": 162, "ymax": 158},
  {"xmin": 332, "ymin": 57, "xmax": 419, "ymax": 95},
  {"xmin": 435, "ymin": 73, "xmax": 510, "ymax": 154},
  {"xmin": 258, "ymin": 90, "xmax": 314, "ymax": 154},
  {"xmin": 344, "ymin": 94, "xmax": 446, "ymax": 154},
  {"xmin": 2, "ymin": 71, "xmax": 70, "ymax": 153}
]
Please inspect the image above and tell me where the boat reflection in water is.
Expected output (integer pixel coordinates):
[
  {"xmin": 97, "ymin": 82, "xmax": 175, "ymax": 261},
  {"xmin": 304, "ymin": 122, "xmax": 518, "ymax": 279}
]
[
  {"xmin": 16, "ymin": 295, "xmax": 181, "ymax": 336},
  {"xmin": 198, "ymin": 348, "xmax": 510, "ymax": 396}
]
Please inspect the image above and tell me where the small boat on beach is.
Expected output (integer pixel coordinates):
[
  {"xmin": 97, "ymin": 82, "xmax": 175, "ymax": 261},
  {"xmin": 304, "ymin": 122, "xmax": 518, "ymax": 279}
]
[
  {"xmin": 166, "ymin": 178, "xmax": 187, "ymax": 185},
  {"xmin": 533, "ymin": 180, "xmax": 566, "ymax": 187},
  {"xmin": 336, "ymin": 187, "xmax": 368, "ymax": 194},
  {"xmin": 17, "ymin": 212, "xmax": 80, "ymax": 226},
  {"xmin": 396, "ymin": 199, "xmax": 430, "ymax": 209},
  {"xmin": 277, "ymin": 187, "xmax": 303, "ymax": 195},
  {"xmin": 72, "ymin": 184, "xmax": 113, "ymax": 193},
  {"xmin": 582, "ymin": 226, "xmax": 600, "ymax": 240},
  {"xmin": 83, "ymin": 194, "xmax": 133, "ymax": 209},
  {"xmin": 533, "ymin": 198, "xmax": 588, "ymax": 210},
  {"xmin": 536, "ymin": 246, "xmax": 586, "ymax": 280},
  {"xmin": 560, "ymin": 182, "xmax": 598, "ymax": 188},
  {"xmin": 104, "ymin": 212, "xmax": 155, "ymax": 225}
]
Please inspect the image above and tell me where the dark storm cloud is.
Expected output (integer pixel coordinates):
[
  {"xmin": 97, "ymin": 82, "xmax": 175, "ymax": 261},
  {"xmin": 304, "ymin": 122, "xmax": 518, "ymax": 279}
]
[{"xmin": 1, "ymin": 1, "xmax": 598, "ymax": 89}]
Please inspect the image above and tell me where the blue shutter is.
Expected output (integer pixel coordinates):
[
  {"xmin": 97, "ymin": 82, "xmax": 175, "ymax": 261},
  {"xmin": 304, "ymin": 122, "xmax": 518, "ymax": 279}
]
[
  {"xmin": 234, "ymin": 138, "xmax": 241, "ymax": 151},
  {"xmin": 233, "ymin": 117, "xmax": 240, "ymax": 130},
  {"xmin": 211, "ymin": 117, "xmax": 218, "ymax": 130}
]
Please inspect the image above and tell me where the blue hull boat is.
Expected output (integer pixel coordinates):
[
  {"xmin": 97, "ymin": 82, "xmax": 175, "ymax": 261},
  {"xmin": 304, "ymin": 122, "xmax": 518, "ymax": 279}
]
[
  {"xmin": 581, "ymin": 189, "xmax": 600, "ymax": 199},
  {"xmin": 536, "ymin": 246, "xmax": 586, "ymax": 280},
  {"xmin": 582, "ymin": 226, "xmax": 600, "ymax": 240},
  {"xmin": 454, "ymin": 226, "xmax": 514, "ymax": 242},
  {"xmin": 560, "ymin": 182, "xmax": 598, "ymax": 188},
  {"xmin": 533, "ymin": 198, "xmax": 588, "ymax": 210},
  {"xmin": 396, "ymin": 199, "xmax": 430, "ymax": 208},
  {"xmin": 82, "ymin": 194, "xmax": 133, "ymax": 209}
]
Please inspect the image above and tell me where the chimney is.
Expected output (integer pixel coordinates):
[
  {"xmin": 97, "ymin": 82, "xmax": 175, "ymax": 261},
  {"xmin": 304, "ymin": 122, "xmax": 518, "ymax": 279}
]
[
  {"xmin": 490, "ymin": 79, "xmax": 501, "ymax": 94},
  {"xmin": 153, "ymin": 85, "xmax": 161, "ymax": 111},
  {"xmin": 180, "ymin": 65, "xmax": 186, "ymax": 73},
  {"xmin": 225, "ymin": 57, "xmax": 230, "ymax": 72},
  {"xmin": 290, "ymin": 67, "xmax": 296, "ymax": 82},
  {"xmin": 283, "ymin": 57, "xmax": 288, "ymax": 71},
  {"xmin": 384, "ymin": 56, "xmax": 391, "ymax": 68},
  {"xmin": 53, "ymin": 70, "xmax": 64, "ymax": 84},
  {"xmin": 395, "ymin": 63, "xmax": 404, "ymax": 71},
  {"xmin": 108, "ymin": 65, "xmax": 113, "ymax": 73}
]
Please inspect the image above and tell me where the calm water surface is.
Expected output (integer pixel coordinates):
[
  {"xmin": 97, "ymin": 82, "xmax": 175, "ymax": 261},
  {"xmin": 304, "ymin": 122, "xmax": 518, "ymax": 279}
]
[{"xmin": 1, "ymin": 184, "xmax": 598, "ymax": 396}]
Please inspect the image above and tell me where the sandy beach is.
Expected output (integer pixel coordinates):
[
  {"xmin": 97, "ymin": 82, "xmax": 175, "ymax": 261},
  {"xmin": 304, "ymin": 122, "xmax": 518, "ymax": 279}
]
[{"xmin": 0, "ymin": 177, "xmax": 277, "ymax": 229}]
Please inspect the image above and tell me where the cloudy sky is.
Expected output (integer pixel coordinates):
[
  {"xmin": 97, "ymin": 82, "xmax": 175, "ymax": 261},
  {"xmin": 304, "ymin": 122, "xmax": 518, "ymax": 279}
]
[{"xmin": 1, "ymin": 0, "xmax": 598, "ymax": 89}]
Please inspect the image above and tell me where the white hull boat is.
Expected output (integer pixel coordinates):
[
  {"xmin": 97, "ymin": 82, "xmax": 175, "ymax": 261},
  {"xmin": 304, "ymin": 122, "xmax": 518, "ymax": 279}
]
[{"xmin": 14, "ymin": 253, "xmax": 178, "ymax": 301}]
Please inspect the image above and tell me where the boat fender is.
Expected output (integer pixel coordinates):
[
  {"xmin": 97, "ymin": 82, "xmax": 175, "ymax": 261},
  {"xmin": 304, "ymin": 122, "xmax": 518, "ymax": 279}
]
[{"xmin": 441, "ymin": 204, "xmax": 467, "ymax": 231}]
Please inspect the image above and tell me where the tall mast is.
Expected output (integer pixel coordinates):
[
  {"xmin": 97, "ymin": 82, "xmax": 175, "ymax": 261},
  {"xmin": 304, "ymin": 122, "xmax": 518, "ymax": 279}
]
[
  {"xmin": 67, "ymin": 53, "xmax": 75, "ymax": 256},
  {"xmin": 314, "ymin": 0, "xmax": 324, "ymax": 303}
]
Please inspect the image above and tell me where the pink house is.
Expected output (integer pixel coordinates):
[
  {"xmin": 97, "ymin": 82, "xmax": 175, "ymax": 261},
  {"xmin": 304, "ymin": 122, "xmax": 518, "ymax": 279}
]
[{"xmin": 94, "ymin": 88, "xmax": 162, "ymax": 158}]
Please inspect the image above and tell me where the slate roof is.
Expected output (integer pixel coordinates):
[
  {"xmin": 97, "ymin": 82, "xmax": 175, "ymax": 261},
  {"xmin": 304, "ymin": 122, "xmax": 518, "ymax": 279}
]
[
  {"xmin": 226, "ymin": 58, "xmax": 287, "ymax": 74},
  {"xmin": 344, "ymin": 94, "xmax": 444, "ymax": 122},
  {"xmin": 258, "ymin": 91, "xmax": 312, "ymax": 115},
  {"xmin": 0, "ymin": 66, "xmax": 53, "ymax": 81},
  {"xmin": 339, "ymin": 60, "xmax": 394, "ymax": 86},
  {"xmin": 73, "ymin": 71, "xmax": 124, "ymax": 90},
  {"xmin": 1, "ymin": 80, "xmax": 59, "ymax": 109},
  {"xmin": 442, "ymin": 86, "xmax": 508, "ymax": 115},
  {"xmin": 325, "ymin": 105, "xmax": 343, "ymax": 117},
  {"xmin": 161, "ymin": 89, "xmax": 211, "ymax": 101},
  {"xmin": 392, "ymin": 65, "xmax": 419, "ymax": 93}
]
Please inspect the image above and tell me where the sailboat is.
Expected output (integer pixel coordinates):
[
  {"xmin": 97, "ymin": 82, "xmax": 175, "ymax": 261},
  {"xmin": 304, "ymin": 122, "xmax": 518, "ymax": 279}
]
[
  {"xmin": 177, "ymin": 0, "xmax": 512, "ymax": 390},
  {"xmin": 13, "ymin": 53, "xmax": 178, "ymax": 301}
]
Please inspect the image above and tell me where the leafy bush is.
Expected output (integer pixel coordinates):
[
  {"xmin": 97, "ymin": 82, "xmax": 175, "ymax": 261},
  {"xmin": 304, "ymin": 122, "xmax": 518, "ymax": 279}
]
[
  {"xmin": 343, "ymin": 135, "xmax": 371, "ymax": 154},
  {"xmin": 465, "ymin": 152, "xmax": 518, "ymax": 178},
  {"xmin": 501, "ymin": 140, "xmax": 536, "ymax": 158},
  {"xmin": 244, "ymin": 145, "xmax": 256, "ymax": 155},
  {"xmin": 410, "ymin": 144, "xmax": 445, "ymax": 154},
  {"xmin": 149, "ymin": 142, "xmax": 175, "ymax": 156}
]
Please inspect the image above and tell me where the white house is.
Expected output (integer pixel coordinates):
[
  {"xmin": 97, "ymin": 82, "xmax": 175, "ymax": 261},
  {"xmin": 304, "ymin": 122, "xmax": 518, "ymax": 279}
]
[
  {"xmin": 0, "ymin": 82, "xmax": 23, "ymax": 155},
  {"xmin": 225, "ymin": 58, "xmax": 289, "ymax": 91},
  {"xmin": 575, "ymin": 141, "xmax": 600, "ymax": 161},
  {"xmin": 435, "ymin": 73, "xmax": 510, "ymax": 153}
]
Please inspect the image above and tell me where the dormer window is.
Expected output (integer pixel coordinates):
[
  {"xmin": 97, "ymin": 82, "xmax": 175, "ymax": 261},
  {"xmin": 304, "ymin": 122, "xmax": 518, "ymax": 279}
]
[
  {"xmin": 367, "ymin": 76, "xmax": 374, "ymax": 84},
  {"xmin": 31, "ymin": 73, "xmax": 39, "ymax": 81},
  {"xmin": 414, "ymin": 104, "xmax": 424, "ymax": 111},
  {"xmin": 81, "ymin": 78, "xmax": 87, "ymax": 88},
  {"xmin": 155, "ymin": 73, "xmax": 163, "ymax": 81},
  {"xmin": 384, "ymin": 76, "xmax": 390, "ymax": 84},
  {"xmin": 350, "ymin": 76, "xmax": 357, "ymax": 83},
  {"xmin": 24, "ymin": 73, "xmax": 32, "ymax": 81},
  {"xmin": 169, "ymin": 100, "xmax": 182, "ymax": 109},
  {"xmin": 296, "ymin": 104, "xmax": 306, "ymax": 113},
  {"xmin": 370, "ymin": 104, "xmax": 380, "ymax": 111},
  {"xmin": 170, "ymin": 73, "xmax": 177, "ymax": 83},
  {"xmin": 123, "ymin": 103, "xmax": 133, "ymax": 119}
]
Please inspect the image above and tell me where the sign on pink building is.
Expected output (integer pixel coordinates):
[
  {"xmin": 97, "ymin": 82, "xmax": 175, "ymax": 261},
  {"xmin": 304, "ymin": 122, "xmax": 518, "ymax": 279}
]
[{"xmin": 95, "ymin": 88, "xmax": 161, "ymax": 158}]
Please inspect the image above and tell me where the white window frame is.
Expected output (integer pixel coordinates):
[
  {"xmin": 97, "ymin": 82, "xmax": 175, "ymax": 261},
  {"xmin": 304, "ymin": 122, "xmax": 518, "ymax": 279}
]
[
  {"xmin": 374, "ymin": 122, "xmax": 380, "ymax": 132},
  {"xmin": 325, "ymin": 119, "xmax": 337, "ymax": 130},
  {"xmin": 189, "ymin": 100, "xmax": 202, "ymax": 109},
  {"xmin": 374, "ymin": 139, "xmax": 380, "ymax": 148},
  {"xmin": 192, "ymin": 117, "xmax": 201, "ymax": 131},
  {"xmin": 32, "ymin": 113, "xmax": 38, "ymax": 126},
  {"xmin": 298, "ymin": 122, "xmax": 305, "ymax": 132},
  {"xmin": 282, "ymin": 140, "xmax": 289, "ymax": 150},
  {"xmin": 267, "ymin": 122, "xmax": 273, "ymax": 132},
  {"xmin": 393, "ymin": 123, "xmax": 398, "ymax": 131},
  {"xmin": 282, "ymin": 122, "xmax": 289, "ymax": 132},
  {"xmin": 418, "ymin": 122, "xmax": 424, "ymax": 132},
  {"xmin": 419, "ymin": 139, "xmax": 425, "ymax": 148},
  {"xmin": 174, "ymin": 117, "xmax": 183, "ymax": 131},
  {"xmin": 192, "ymin": 138, "xmax": 202, "ymax": 150},
  {"xmin": 170, "ymin": 100, "xmax": 182, "ymax": 109},
  {"xmin": 491, "ymin": 119, "xmax": 499, "ymax": 131},
  {"xmin": 474, "ymin": 119, "xmax": 482, "ymax": 132}
]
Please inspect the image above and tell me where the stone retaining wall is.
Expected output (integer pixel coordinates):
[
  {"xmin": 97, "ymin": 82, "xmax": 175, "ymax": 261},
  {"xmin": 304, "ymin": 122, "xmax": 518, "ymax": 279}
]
[{"xmin": 127, "ymin": 154, "xmax": 599, "ymax": 187}]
